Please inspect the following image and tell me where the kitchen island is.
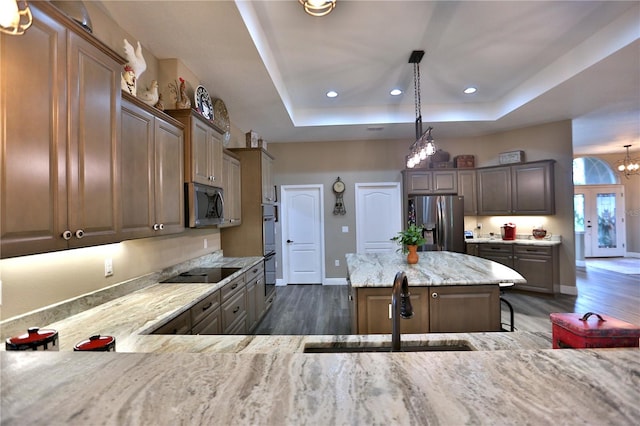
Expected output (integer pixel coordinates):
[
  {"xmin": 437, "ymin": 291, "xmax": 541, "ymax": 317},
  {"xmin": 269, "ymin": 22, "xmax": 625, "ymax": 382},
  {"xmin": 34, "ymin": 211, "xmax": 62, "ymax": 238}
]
[{"xmin": 346, "ymin": 251, "xmax": 525, "ymax": 333}]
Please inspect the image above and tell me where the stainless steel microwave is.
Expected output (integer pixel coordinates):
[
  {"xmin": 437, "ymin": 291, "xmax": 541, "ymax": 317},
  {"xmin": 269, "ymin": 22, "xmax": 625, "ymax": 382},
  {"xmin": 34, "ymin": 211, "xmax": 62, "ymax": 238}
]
[{"xmin": 186, "ymin": 182, "xmax": 224, "ymax": 228}]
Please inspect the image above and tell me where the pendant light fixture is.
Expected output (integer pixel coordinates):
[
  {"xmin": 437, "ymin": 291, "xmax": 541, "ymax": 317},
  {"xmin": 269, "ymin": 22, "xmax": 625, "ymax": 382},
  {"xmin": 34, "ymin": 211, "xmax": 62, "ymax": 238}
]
[
  {"xmin": 0, "ymin": 0, "xmax": 32, "ymax": 35},
  {"xmin": 299, "ymin": 0, "xmax": 336, "ymax": 17},
  {"xmin": 616, "ymin": 144, "xmax": 640, "ymax": 178},
  {"xmin": 406, "ymin": 50, "xmax": 436, "ymax": 169}
]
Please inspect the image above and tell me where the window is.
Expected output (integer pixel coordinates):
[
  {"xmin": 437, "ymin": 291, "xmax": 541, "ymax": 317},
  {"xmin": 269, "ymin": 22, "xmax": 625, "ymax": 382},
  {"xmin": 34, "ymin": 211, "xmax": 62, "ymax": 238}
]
[{"xmin": 573, "ymin": 157, "xmax": 619, "ymax": 185}]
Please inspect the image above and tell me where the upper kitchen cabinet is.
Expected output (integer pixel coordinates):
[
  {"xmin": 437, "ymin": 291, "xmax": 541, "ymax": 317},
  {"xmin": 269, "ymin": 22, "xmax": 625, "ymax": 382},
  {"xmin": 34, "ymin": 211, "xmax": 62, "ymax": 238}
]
[
  {"xmin": 457, "ymin": 170, "xmax": 478, "ymax": 215},
  {"xmin": 403, "ymin": 170, "xmax": 458, "ymax": 195},
  {"xmin": 166, "ymin": 109, "xmax": 224, "ymax": 187},
  {"xmin": 121, "ymin": 94, "xmax": 185, "ymax": 239},
  {"xmin": 477, "ymin": 160, "xmax": 555, "ymax": 215},
  {"xmin": 0, "ymin": 2, "xmax": 125, "ymax": 258},
  {"xmin": 220, "ymin": 150, "xmax": 242, "ymax": 227}
]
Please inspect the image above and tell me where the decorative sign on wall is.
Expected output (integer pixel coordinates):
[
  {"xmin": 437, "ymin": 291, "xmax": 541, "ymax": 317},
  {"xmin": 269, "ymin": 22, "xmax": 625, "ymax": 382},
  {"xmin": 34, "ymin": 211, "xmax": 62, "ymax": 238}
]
[
  {"xmin": 332, "ymin": 177, "xmax": 346, "ymax": 215},
  {"xmin": 499, "ymin": 150, "xmax": 525, "ymax": 164}
]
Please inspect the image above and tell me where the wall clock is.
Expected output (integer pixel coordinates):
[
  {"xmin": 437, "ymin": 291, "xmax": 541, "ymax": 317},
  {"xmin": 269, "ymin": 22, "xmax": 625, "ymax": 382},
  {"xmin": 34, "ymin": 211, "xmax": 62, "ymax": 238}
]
[{"xmin": 332, "ymin": 177, "xmax": 346, "ymax": 215}]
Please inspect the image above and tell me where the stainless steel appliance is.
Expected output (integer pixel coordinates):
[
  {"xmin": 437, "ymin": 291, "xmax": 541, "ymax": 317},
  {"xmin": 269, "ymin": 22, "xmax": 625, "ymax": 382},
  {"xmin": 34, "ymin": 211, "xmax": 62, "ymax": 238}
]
[
  {"xmin": 262, "ymin": 204, "xmax": 276, "ymax": 299},
  {"xmin": 407, "ymin": 195, "xmax": 465, "ymax": 253},
  {"xmin": 186, "ymin": 182, "xmax": 224, "ymax": 228}
]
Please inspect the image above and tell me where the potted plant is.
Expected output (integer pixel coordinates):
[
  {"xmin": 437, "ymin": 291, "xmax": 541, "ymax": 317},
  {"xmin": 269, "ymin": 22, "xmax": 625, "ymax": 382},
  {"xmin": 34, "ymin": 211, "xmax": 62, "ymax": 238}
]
[{"xmin": 391, "ymin": 223, "xmax": 426, "ymax": 264}]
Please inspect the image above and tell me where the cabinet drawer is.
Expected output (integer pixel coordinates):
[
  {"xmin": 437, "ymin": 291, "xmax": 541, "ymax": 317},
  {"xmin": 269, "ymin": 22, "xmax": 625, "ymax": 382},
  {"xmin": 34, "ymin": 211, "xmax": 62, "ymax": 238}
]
[
  {"xmin": 151, "ymin": 310, "xmax": 191, "ymax": 335},
  {"xmin": 514, "ymin": 245, "xmax": 552, "ymax": 257},
  {"xmin": 478, "ymin": 244, "xmax": 513, "ymax": 255},
  {"xmin": 191, "ymin": 308, "xmax": 221, "ymax": 335},
  {"xmin": 222, "ymin": 290, "xmax": 247, "ymax": 332},
  {"xmin": 245, "ymin": 263, "xmax": 264, "ymax": 286},
  {"xmin": 191, "ymin": 291, "xmax": 221, "ymax": 327},
  {"xmin": 221, "ymin": 276, "xmax": 245, "ymax": 302}
]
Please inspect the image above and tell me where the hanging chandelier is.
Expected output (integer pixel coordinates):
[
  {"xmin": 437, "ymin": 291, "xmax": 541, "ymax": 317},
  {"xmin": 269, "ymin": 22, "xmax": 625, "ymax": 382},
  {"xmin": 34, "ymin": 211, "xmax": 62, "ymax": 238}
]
[
  {"xmin": 0, "ymin": 0, "xmax": 32, "ymax": 35},
  {"xmin": 616, "ymin": 144, "xmax": 640, "ymax": 178},
  {"xmin": 299, "ymin": 0, "xmax": 336, "ymax": 17},
  {"xmin": 406, "ymin": 50, "xmax": 436, "ymax": 169}
]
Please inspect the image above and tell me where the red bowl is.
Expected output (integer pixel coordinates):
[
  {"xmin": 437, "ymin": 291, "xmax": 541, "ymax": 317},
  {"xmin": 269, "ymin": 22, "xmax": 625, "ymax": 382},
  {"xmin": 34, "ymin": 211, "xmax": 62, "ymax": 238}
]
[{"xmin": 532, "ymin": 229, "xmax": 547, "ymax": 239}]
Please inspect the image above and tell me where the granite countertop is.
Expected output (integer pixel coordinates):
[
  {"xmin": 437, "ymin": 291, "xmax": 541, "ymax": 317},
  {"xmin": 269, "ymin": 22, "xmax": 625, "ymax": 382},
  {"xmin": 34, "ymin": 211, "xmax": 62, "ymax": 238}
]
[
  {"xmin": 2, "ymin": 347, "xmax": 638, "ymax": 425},
  {"xmin": 346, "ymin": 251, "xmax": 525, "ymax": 288}
]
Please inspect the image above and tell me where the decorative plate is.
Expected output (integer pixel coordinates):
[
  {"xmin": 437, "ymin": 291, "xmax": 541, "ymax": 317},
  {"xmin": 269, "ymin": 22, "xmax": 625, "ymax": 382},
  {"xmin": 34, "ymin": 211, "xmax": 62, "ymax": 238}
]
[
  {"xmin": 213, "ymin": 98, "xmax": 230, "ymax": 133},
  {"xmin": 195, "ymin": 85, "xmax": 214, "ymax": 121}
]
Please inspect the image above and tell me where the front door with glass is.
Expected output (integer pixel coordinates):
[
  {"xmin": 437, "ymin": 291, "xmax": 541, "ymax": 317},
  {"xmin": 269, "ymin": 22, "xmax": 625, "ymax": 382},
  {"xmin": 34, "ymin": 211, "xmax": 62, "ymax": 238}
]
[{"xmin": 574, "ymin": 185, "xmax": 626, "ymax": 257}]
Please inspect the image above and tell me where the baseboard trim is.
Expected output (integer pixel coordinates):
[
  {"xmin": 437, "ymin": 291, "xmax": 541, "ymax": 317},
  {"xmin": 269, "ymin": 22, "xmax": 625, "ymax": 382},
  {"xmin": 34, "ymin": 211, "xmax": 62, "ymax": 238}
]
[
  {"xmin": 324, "ymin": 278, "xmax": 348, "ymax": 285},
  {"xmin": 560, "ymin": 285, "xmax": 578, "ymax": 296},
  {"xmin": 626, "ymin": 252, "xmax": 640, "ymax": 259}
]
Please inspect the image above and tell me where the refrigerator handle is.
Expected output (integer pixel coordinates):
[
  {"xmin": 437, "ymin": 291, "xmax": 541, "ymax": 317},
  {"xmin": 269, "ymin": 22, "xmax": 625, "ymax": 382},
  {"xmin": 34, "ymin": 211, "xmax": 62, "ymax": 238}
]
[{"xmin": 436, "ymin": 196, "xmax": 442, "ymax": 250}]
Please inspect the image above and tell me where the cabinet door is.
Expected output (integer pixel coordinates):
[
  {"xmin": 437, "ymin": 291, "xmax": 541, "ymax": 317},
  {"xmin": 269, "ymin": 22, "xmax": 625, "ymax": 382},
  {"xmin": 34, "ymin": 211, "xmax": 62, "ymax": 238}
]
[
  {"xmin": 457, "ymin": 170, "xmax": 477, "ymax": 215},
  {"xmin": 432, "ymin": 171, "xmax": 458, "ymax": 193},
  {"xmin": 154, "ymin": 117, "xmax": 184, "ymax": 234},
  {"xmin": 151, "ymin": 310, "xmax": 191, "ymax": 335},
  {"xmin": 477, "ymin": 167, "xmax": 512, "ymax": 215},
  {"xmin": 513, "ymin": 245, "xmax": 555, "ymax": 293},
  {"xmin": 406, "ymin": 172, "xmax": 433, "ymax": 194},
  {"xmin": 222, "ymin": 290, "xmax": 247, "ymax": 334},
  {"xmin": 429, "ymin": 285, "xmax": 500, "ymax": 332},
  {"xmin": 221, "ymin": 153, "xmax": 241, "ymax": 226},
  {"xmin": 190, "ymin": 119, "xmax": 211, "ymax": 185},
  {"xmin": 511, "ymin": 161, "xmax": 555, "ymax": 214},
  {"xmin": 355, "ymin": 287, "xmax": 429, "ymax": 334},
  {"xmin": 261, "ymin": 152, "xmax": 275, "ymax": 203},
  {"xmin": 191, "ymin": 308, "xmax": 221, "ymax": 335},
  {"xmin": 209, "ymin": 130, "xmax": 223, "ymax": 187},
  {"xmin": 246, "ymin": 281, "xmax": 257, "ymax": 332},
  {"xmin": 1, "ymin": 12, "xmax": 68, "ymax": 257},
  {"xmin": 466, "ymin": 243, "xmax": 479, "ymax": 257},
  {"xmin": 121, "ymin": 99, "xmax": 155, "ymax": 239},
  {"xmin": 67, "ymin": 32, "xmax": 122, "ymax": 248}
]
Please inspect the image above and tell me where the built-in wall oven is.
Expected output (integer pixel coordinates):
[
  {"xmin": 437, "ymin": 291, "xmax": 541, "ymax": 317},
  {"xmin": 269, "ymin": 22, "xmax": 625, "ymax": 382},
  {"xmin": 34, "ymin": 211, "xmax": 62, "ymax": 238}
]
[{"xmin": 262, "ymin": 204, "xmax": 276, "ymax": 299}]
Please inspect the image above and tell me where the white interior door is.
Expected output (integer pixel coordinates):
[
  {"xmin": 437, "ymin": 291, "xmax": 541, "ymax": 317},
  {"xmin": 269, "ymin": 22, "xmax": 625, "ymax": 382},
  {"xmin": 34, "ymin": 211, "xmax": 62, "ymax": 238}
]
[
  {"xmin": 355, "ymin": 182, "xmax": 402, "ymax": 253},
  {"xmin": 281, "ymin": 185, "xmax": 325, "ymax": 284},
  {"xmin": 574, "ymin": 185, "xmax": 626, "ymax": 257}
]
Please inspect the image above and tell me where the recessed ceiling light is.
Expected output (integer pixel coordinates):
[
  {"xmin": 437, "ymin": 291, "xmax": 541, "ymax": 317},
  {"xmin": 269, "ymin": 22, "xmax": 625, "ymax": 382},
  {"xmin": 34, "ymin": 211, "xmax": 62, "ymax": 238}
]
[
  {"xmin": 390, "ymin": 89, "xmax": 402, "ymax": 96},
  {"xmin": 464, "ymin": 87, "xmax": 477, "ymax": 94},
  {"xmin": 326, "ymin": 90, "xmax": 338, "ymax": 98}
]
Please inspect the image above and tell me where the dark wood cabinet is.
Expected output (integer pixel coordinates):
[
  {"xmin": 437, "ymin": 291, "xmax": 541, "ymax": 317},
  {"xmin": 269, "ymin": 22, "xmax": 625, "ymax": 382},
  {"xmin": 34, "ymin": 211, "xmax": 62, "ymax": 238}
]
[
  {"xmin": 1, "ymin": 2, "xmax": 125, "ymax": 258},
  {"xmin": 403, "ymin": 170, "xmax": 458, "ymax": 195},
  {"xmin": 351, "ymin": 285, "xmax": 499, "ymax": 334},
  {"xmin": 457, "ymin": 170, "xmax": 478, "ymax": 215},
  {"xmin": 477, "ymin": 160, "xmax": 555, "ymax": 215},
  {"xmin": 429, "ymin": 285, "xmax": 500, "ymax": 332}
]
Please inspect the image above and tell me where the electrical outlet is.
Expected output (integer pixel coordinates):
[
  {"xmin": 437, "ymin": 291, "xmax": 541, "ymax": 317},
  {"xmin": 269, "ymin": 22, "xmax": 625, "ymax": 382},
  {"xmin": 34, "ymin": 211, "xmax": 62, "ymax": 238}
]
[
  {"xmin": 335, "ymin": 259, "xmax": 340, "ymax": 266},
  {"xmin": 104, "ymin": 258, "xmax": 114, "ymax": 277},
  {"xmin": 204, "ymin": 238, "xmax": 208, "ymax": 249},
  {"xmin": 476, "ymin": 223, "xmax": 482, "ymax": 229},
  {"xmin": 342, "ymin": 226, "xmax": 349, "ymax": 233}
]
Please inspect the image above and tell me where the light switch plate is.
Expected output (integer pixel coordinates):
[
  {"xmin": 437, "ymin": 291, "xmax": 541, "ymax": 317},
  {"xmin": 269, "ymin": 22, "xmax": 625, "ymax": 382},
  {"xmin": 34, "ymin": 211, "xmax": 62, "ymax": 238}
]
[{"xmin": 104, "ymin": 259, "xmax": 113, "ymax": 277}]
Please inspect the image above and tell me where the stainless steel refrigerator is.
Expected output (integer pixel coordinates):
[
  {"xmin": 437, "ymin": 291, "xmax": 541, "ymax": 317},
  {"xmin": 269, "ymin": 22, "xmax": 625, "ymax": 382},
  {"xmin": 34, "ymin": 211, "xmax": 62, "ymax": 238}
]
[{"xmin": 407, "ymin": 195, "xmax": 465, "ymax": 253}]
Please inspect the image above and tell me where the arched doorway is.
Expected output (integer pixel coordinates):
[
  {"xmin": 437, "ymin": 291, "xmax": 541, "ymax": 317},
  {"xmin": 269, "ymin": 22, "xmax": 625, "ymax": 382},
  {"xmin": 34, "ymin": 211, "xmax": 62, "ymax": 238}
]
[{"xmin": 573, "ymin": 157, "xmax": 626, "ymax": 258}]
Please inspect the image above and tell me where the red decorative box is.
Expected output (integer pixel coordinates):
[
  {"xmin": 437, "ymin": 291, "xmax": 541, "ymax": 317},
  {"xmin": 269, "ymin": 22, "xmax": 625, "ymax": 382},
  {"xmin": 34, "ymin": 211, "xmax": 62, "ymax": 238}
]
[{"xmin": 550, "ymin": 312, "xmax": 640, "ymax": 349}]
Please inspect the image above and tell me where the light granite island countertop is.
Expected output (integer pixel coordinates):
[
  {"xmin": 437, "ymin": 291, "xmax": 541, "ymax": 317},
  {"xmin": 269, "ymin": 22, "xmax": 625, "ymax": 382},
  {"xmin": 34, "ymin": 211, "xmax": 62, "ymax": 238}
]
[{"xmin": 346, "ymin": 251, "xmax": 526, "ymax": 287}]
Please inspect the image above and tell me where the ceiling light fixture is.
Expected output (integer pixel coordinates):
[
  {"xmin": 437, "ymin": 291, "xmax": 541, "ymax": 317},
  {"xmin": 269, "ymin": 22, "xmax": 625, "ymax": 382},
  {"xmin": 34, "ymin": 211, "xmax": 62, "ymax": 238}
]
[
  {"xmin": 406, "ymin": 50, "xmax": 436, "ymax": 169},
  {"xmin": 390, "ymin": 89, "xmax": 402, "ymax": 96},
  {"xmin": 616, "ymin": 144, "xmax": 640, "ymax": 178},
  {"xmin": 326, "ymin": 90, "xmax": 338, "ymax": 98},
  {"xmin": 299, "ymin": 0, "xmax": 336, "ymax": 17},
  {"xmin": 0, "ymin": 0, "xmax": 32, "ymax": 35},
  {"xmin": 464, "ymin": 87, "xmax": 477, "ymax": 94}
]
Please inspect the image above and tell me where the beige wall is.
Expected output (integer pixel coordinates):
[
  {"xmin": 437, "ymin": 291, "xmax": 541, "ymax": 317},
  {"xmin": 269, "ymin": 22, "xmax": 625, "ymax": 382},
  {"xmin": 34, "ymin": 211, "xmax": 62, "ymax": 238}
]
[{"xmin": 269, "ymin": 120, "xmax": 577, "ymax": 291}]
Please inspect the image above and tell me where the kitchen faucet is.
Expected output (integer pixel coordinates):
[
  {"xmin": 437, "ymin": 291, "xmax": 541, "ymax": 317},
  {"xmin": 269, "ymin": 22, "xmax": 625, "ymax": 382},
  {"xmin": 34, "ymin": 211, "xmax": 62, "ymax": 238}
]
[{"xmin": 391, "ymin": 271, "xmax": 414, "ymax": 351}]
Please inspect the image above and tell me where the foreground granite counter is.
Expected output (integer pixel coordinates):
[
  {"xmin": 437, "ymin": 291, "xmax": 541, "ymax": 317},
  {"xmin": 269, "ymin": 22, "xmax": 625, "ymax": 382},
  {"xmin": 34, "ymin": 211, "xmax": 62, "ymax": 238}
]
[
  {"xmin": 2, "ymin": 348, "xmax": 638, "ymax": 425},
  {"xmin": 346, "ymin": 251, "xmax": 525, "ymax": 287}
]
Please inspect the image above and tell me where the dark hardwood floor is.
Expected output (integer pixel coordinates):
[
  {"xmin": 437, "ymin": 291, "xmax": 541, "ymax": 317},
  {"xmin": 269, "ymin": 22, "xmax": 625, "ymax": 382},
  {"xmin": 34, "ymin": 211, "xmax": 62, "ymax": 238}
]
[{"xmin": 253, "ymin": 261, "xmax": 639, "ymax": 335}]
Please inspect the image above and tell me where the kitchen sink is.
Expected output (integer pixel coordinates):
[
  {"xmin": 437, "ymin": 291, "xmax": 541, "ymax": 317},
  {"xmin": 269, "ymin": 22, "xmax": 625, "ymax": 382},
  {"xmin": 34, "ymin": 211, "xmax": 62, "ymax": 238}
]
[{"xmin": 303, "ymin": 342, "xmax": 473, "ymax": 353}]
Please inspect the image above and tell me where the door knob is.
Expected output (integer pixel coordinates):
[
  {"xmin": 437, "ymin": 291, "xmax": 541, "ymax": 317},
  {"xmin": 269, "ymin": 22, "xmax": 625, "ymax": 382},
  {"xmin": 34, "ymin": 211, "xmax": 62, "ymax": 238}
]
[{"xmin": 286, "ymin": 239, "xmax": 294, "ymax": 243}]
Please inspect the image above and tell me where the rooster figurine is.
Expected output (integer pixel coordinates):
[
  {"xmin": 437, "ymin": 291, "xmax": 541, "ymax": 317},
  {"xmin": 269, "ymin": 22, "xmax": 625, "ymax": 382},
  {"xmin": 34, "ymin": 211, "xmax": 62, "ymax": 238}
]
[
  {"xmin": 120, "ymin": 39, "xmax": 147, "ymax": 96},
  {"xmin": 138, "ymin": 80, "xmax": 159, "ymax": 106}
]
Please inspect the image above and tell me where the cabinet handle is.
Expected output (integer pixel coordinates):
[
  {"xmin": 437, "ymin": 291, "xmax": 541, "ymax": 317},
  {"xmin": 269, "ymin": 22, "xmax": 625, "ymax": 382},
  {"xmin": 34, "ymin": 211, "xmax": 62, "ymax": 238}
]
[
  {"xmin": 62, "ymin": 230, "xmax": 73, "ymax": 240},
  {"xmin": 431, "ymin": 292, "xmax": 438, "ymax": 299},
  {"xmin": 233, "ymin": 306, "xmax": 240, "ymax": 314},
  {"xmin": 231, "ymin": 283, "xmax": 238, "ymax": 290},
  {"xmin": 202, "ymin": 302, "xmax": 213, "ymax": 311},
  {"xmin": 75, "ymin": 229, "xmax": 85, "ymax": 239}
]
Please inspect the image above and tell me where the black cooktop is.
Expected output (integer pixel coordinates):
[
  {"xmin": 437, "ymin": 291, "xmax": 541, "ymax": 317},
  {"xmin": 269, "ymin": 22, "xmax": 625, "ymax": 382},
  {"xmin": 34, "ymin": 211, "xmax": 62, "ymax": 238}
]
[{"xmin": 161, "ymin": 267, "xmax": 241, "ymax": 284}]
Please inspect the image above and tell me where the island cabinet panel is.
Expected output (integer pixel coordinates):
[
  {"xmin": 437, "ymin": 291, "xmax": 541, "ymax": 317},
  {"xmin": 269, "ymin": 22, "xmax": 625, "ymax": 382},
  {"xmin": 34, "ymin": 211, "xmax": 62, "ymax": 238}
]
[
  {"xmin": 120, "ymin": 94, "xmax": 184, "ymax": 239},
  {"xmin": 429, "ymin": 285, "xmax": 500, "ymax": 332},
  {"xmin": 0, "ymin": 2, "xmax": 126, "ymax": 258},
  {"xmin": 355, "ymin": 287, "xmax": 430, "ymax": 334}
]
